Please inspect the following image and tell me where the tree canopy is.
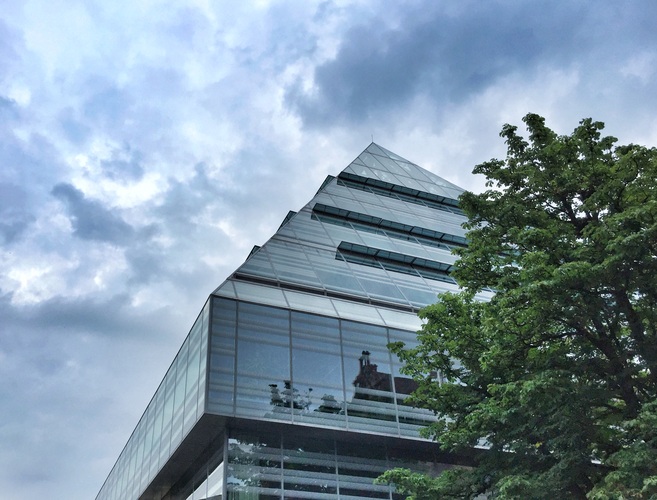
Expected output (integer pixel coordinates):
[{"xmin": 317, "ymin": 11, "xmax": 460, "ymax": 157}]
[{"xmin": 379, "ymin": 114, "xmax": 657, "ymax": 499}]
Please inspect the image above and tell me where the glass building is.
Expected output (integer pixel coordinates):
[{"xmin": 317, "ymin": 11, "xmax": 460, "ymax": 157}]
[{"xmin": 97, "ymin": 144, "xmax": 483, "ymax": 500}]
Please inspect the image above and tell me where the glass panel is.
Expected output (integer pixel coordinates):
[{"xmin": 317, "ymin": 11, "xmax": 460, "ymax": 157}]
[
  {"xmin": 238, "ymin": 303, "xmax": 289, "ymax": 344},
  {"xmin": 371, "ymin": 153, "xmax": 408, "ymax": 177},
  {"xmin": 206, "ymin": 461, "xmax": 225, "ymax": 498},
  {"xmin": 293, "ymin": 346, "xmax": 343, "ymax": 387},
  {"xmin": 282, "ymin": 435, "xmax": 337, "ymax": 496},
  {"xmin": 232, "ymin": 303, "xmax": 292, "ymax": 422},
  {"xmin": 311, "ymin": 265, "xmax": 368, "ymax": 298},
  {"xmin": 172, "ymin": 342, "xmax": 189, "ymax": 418},
  {"xmin": 288, "ymin": 311, "xmax": 346, "ymax": 427},
  {"xmin": 237, "ymin": 340, "xmax": 289, "ymax": 380},
  {"xmin": 355, "ymin": 275, "xmax": 408, "ymax": 304},
  {"xmin": 332, "ymin": 300, "xmax": 383, "ymax": 324},
  {"xmin": 236, "ymin": 341, "xmax": 291, "ymax": 421},
  {"xmin": 227, "ymin": 434, "xmax": 282, "ymax": 499},
  {"xmin": 356, "ymin": 230, "xmax": 406, "ymax": 254},
  {"xmin": 239, "ymin": 251, "xmax": 278, "ymax": 279},
  {"xmin": 292, "ymin": 349, "xmax": 345, "ymax": 424},
  {"xmin": 343, "ymin": 164, "xmax": 371, "ymax": 178},
  {"xmin": 291, "ymin": 311, "xmax": 340, "ymax": 343},
  {"xmin": 358, "ymin": 152, "xmax": 386, "ymax": 172},
  {"xmin": 377, "ymin": 309, "xmax": 422, "ymax": 331},
  {"xmin": 341, "ymin": 321, "xmax": 398, "ymax": 429},
  {"xmin": 365, "ymin": 143, "xmax": 387, "ymax": 157},
  {"xmin": 336, "ymin": 441, "xmax": 392, "ymax": 499},
  {"xmin": 209, "ymin": 298, "xmax": 237, "ymax": 416},
  {"xmin": 233, "ymin": 281, "xmax": 288, "ymax": 308},
  {"xmin": 397, "ymin": 285, "xmax": 439, "ymax": 308},
  {"xmin": 283, "ymin": 290, "xmax": 337, "ymax": 317}
]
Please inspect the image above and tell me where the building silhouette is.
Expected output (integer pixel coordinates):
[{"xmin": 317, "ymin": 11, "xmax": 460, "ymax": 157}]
[{"xmin": 97, "ymin": 143, "xmax": 475, "ymax": 499}]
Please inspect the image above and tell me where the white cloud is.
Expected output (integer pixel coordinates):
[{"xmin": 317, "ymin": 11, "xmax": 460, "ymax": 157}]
[{"xmin": 620, "ymin": 51, "xmax": 657, "ymax": 85}]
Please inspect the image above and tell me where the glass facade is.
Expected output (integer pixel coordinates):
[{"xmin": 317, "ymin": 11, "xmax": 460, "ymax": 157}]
[
  {"xmin": 97, "ymin": 144, "xmax": 489, "ymax": 499},
  {"xmin": 223, "ymin": 431, "xmax": 448, "ymax": 500},
  {"xmin": 206, "ymin": 298, "xmax": 435, "ymax": 436}
]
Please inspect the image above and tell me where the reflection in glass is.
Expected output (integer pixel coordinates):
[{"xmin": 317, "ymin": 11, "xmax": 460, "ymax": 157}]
[
  {"xmin": 282, "ymin": 435, "xmax": 338, "ymax": 496},
  {"xmin": 292, "ymin": 348, "xmax": 342, "ymax": 390},
  {"xmin": 225, "ymin": 431, "xmax": 450, "ymax": 499},
  {"xmin": 268, "ymin": 380, "xmax": 312, "ymax": 411},
  {"xmin": 212, "ymin": 300, "xmax": 434, "ymax": 435},
  {"xmin": 184, "ymin": 455, "xmax": 224, "ymax": 500},
  {"xmin": 337, "ymin": 440, "xmax": 393, "ymax": 499},
  {"xmin": 227, "ymin": 434, "xmax": 281, "ymax": 499},
  {"xmin": 345, "ymin": 349, "xmax": 397, "ymax": 425},
  {"xmin": 236, "ymin": 345, "xmax": 291, "ymax": 420}
]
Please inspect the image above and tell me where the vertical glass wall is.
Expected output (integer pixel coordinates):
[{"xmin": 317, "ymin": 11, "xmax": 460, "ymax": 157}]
[
  {"xmin": 181, "ymin": 439, "xmax": 225, "ymax": 500},
  {"xmin": 208, "ymin": 298, "xmax": 237, "ymax": 416},
  {"xmin": 290, "ymin": 311, "xmax": 345, "ymax": 429},
  {"xmin": 96, "ymin": 301, "xmax": 210, "ymax": 500},
  {"xmin": 226, "ymin": 430, "xmax": 447, "ymax": 499},
  {"xmin": 207, "ymin": 297, "xmax": 435, "ymax": 439}
]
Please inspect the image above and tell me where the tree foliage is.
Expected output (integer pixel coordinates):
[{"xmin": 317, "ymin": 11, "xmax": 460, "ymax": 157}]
[{"xmin": 380, "ymin": 114, "xmax": 657, "ymax": 499}]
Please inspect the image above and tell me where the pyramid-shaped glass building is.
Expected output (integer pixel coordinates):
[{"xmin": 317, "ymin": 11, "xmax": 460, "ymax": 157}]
[{"xmin": 97, "ymin": 144, "xmax": 475, "ymax": 500}]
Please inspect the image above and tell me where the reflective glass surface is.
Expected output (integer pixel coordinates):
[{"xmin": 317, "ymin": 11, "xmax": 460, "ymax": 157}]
[
  {"xmin": 207, "ymin": 143, "xmax": 476, "ymax": 443},
  {"xmin": 182, "ymin": 439, "xmax": 225, "ymax": 500},
  {"xmin": 98, "ymin": 143, "xmax": 480, "ymax": 500},
  {"xmin": 207, "ymin": 298, "xmax": 435, "ymax": 437},
  {"xmin": 216, "ymin": 144, "xmax": 475, "ymax": 312},
  {"xmin": 225, "ymin": 430, "xmax": 451, "ymax": 499}
]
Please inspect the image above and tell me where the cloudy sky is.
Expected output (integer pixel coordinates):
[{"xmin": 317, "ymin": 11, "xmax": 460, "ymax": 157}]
[{"xmin": 1, "ymin": 1, "xmax": 657, "ymax": 498}]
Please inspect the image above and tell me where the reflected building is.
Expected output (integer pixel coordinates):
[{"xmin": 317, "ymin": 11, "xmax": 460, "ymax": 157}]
[{"xmin": 96, "ymin": 144, "xmax": 485, "ymax": 500}]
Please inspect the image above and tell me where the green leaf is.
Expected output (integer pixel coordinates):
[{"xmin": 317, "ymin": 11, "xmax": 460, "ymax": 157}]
[{"xmin": 382, "ymin": 114, "xmax": 657, "ymax": 499}]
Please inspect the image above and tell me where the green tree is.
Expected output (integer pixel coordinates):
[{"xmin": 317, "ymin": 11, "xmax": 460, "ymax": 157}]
[{"xmin": 378, "ymin": 114, "xmax": 657, "ymax": 499}]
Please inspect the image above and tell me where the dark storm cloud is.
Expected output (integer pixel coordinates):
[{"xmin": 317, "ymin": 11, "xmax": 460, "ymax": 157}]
[
  {"xmin": 155, "ymin": 162, "xmax": 222, "ymax": 226},
  {"xmin": 51, "ymin": 183, "xmax": 136, "ymax": 245},
  {"xmin": 124, "ymin": 244, "xmax": 166, "ymax": 285},
  {"xmin": 287, "ymin": 1, "xmax": 657, "ymax": 126},
  {"xmin": 0, "ymin": 95, "xmax": 70, "ymax": 223},
  {"xmin": 0, "ymin": 291, "xmax": 171, "ymax": 339},
  {"xmin": 0, "ymin": 288, "xmax": 187, "ymax": 499}
]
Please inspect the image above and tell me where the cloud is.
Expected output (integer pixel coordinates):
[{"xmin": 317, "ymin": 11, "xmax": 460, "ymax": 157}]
[
  {"xmin": 0, "ymin": 288, "xmax": 187, "ymax": 500},
  {"xmin": 154, "ymin": 162, "xmax": 224, "ymax": 227},
  {"xmin": 0, "ymin": 289, "xmax": 181, "ymax": 340},
  {"xmin": 286, "ymin": 2, "xmax": 556, "ymax": 125},
  {"xmin": 82, "ymin": 83, "xmax": 134, "ymax": 130},
  {"xmin": 57, "ymin": 106, "xmax": 92, "ymax": 145},
  {"xmin": 99, "ymin": 146, "xmax": 145, "ymax": 181},
  {"xmin": 51, "ymin": 183, "xmax": 136, "ymax": 245},
  {"xmin": 0, "ymin": 183, "xmax": 35, "ymax": 244},
  {"xmin": 285, "ymin": 1, "xmax": 657, "ymax": 128},
  {"xmin": 0, "ymin": 19, "xmax": 22, "ymax": 81}
]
